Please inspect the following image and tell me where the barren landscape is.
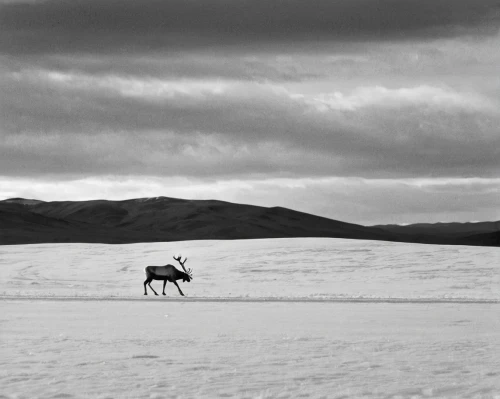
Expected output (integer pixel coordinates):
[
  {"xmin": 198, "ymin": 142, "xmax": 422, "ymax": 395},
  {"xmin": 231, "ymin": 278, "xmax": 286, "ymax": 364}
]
[{"xmin": 2, "ymin": 0, "xmax": 500, "ymax": 397}]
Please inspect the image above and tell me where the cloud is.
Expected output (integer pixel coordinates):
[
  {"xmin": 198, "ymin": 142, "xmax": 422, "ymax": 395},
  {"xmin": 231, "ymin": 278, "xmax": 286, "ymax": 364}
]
[
  {"xmin": 22, "ymin": 69, "xmax": 232, "ymax": 101},
  {"xmin": 1, "ymin": 62, "xmax": 499, "ymax": 180},
  {"xmin": 1, "ymin": 0, "xmax": 499, "ymax": 55},
  {"xmin": 311, "ymin": 85, "xmax": 497, "ymax": 112}
]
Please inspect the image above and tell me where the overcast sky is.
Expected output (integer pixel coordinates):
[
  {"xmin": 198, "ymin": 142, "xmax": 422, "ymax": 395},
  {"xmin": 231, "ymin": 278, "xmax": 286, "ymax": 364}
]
[{"xmin": 1, "ymin": 0, "xmax": 499, "ymax": 225}]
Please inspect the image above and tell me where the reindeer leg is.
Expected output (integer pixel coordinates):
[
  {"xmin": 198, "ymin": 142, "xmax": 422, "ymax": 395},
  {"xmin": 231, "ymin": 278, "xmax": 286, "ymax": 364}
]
[
  {"xmin": 162, "ymin": 280, "xmax": 168, "ymax": 295},
  {"xmin": 143, "ymin": 278, "xmax": 150, "ymax": 295},
  {"xmin": 148, "ymin": 280, "xmax": 159, "ymax": 296},
  {"xmin": 173, "ymin": 281, "xmax": 184, "ymax": 296}
]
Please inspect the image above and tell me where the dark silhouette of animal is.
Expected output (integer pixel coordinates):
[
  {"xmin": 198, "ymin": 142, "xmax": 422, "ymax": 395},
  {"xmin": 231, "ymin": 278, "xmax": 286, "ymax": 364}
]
[{"xmin": 143, "ymin": 255, "xmax": 193, "ymax": 296}]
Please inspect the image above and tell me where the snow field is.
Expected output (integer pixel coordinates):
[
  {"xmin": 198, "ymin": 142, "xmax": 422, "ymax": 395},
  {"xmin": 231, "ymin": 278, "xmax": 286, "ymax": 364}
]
[
  {"xmin": 0, "ymin": 238, "xmax": 498, "ymax": 300},
  {"xmin": 2, "ymin": 300, "xmax": 499, "ymax": 399},
  {"xmin": 0, "ymin": 238, "xmax": 499, "ymax": 398}
]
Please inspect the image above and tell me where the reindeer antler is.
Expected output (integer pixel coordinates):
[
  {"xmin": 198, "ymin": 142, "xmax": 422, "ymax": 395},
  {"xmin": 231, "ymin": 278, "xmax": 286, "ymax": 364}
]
[{"xmin": 173, "ymin": 255, "xmax": 193, "ymax": 278}]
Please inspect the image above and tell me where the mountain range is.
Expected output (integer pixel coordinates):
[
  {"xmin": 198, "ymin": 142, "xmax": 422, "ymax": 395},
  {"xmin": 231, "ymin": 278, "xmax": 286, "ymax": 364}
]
[{"xmin": 0, "ymin": 197, "xmax": 498, "ymax": 246}]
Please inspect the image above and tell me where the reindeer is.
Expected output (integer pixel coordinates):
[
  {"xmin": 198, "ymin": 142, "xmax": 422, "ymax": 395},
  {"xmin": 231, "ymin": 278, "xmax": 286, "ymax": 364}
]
[{"xmin": 143, "ymin": 255, "xmax": 193, "ymax": 296}]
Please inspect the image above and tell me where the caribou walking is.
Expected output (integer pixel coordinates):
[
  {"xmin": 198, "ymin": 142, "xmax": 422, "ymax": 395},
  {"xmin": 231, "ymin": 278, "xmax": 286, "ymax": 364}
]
[{"xmin": 143, "ymin": 255, "xmax": 193, "ymax": 296}]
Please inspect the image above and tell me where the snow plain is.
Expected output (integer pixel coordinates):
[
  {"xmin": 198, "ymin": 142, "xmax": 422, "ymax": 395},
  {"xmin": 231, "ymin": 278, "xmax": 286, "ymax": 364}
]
[{"xmin": 1, "ymin": 238, "xmax": 499, "ymax": 398}]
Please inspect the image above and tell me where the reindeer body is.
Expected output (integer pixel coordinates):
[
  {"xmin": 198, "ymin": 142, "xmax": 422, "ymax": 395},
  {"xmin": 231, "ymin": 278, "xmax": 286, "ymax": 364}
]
[
  {"xmin": 143, "ymin": 256, "xmax": 193, "ymax": 296},
  {"xmin": 145, "ymin": 265, "xmax": 187, "ymax": 280}
]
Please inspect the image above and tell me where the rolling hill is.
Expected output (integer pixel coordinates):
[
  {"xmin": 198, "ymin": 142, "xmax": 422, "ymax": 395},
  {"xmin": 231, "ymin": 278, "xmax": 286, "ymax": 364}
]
[{"xmin": 0, "ymin": 197, "xmax": 498, "ymax": 246}]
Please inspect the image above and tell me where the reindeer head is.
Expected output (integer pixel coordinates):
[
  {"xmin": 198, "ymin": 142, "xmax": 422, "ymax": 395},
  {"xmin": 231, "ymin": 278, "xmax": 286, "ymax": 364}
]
[{"xmin": 173, "ymin": 255, "xmax": 193, "ymax": 282}]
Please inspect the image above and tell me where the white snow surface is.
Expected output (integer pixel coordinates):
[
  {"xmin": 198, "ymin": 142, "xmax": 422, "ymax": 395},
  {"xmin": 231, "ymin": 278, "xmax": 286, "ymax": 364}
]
[
  {"xmin": 1, "ymin": 238, "xmax": 499, "ymax": 398},
  {"xmin": 1, "ymin": 237, "xmax": 498, "ymax": 300}
]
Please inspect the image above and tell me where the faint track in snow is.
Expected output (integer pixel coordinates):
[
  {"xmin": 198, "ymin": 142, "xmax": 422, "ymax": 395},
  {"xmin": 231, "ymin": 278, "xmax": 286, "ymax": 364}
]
[{"xmin": 0, "ymin": 295, "xmax": 499, "ymax": 304}]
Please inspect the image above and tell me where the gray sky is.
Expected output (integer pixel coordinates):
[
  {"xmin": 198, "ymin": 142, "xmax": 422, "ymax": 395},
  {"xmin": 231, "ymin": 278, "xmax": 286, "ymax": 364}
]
[{"xmin": 1, "ymin": 0, "xmax": 499, "ymax": 224}]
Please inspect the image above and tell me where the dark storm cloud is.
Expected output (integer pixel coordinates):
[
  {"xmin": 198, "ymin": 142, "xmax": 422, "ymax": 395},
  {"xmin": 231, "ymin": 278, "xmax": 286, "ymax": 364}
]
[
  {"xmin": 1, "ymin": 67, "xmax": 499, "ymax": 179},
  {"xmin": 1, "ymin": 0, "xmax": 499, "ymax": 55}
]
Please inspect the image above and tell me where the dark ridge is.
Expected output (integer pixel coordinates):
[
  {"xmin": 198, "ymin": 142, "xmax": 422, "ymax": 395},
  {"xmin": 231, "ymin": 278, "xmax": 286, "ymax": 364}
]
[
  {"xmin": 3, "ymin": 198, "xmax": 45, "ymax": 205},
  {"xmin": 0, "ymin": 197, "xmax": 498, "ymax": 246},
  {"xmin": 373, "ymin": 221, "xmax": 500, "ymax": 236},
  {"xmin": 456, "ymin": 230, "xmax": 500, "ymax": 247}
]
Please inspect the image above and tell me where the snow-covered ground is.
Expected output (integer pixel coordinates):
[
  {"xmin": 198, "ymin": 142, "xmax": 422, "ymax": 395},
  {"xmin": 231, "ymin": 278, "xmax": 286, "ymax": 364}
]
[
  {"xmin": 1, "ymin": 238, "xmax": 499, "ymax": 300},
  {"xmin": 1, "ymin": 238, "xmax": 499, "ymax": 398}
]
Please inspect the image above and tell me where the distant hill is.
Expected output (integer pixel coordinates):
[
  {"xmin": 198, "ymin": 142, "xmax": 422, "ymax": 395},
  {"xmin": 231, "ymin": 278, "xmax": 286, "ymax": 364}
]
[
  {"xmin": 373, "ymin": 221, "xmax": 499, "ymax": 237},
  {"xmin": 0, "ymin": 197, "xmax": 498, "ymax": 246},
  {"xmin": 373, "ymin": 221, "xmax": 500, "ymax": 246}
]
